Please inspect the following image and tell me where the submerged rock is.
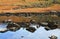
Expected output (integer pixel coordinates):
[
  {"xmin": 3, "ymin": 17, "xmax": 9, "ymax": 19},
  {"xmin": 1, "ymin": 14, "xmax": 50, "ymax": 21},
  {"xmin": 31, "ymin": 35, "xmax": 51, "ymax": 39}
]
[{"xmin": 49, "ymin": 35, "xmax": 57, "ymax": 39}]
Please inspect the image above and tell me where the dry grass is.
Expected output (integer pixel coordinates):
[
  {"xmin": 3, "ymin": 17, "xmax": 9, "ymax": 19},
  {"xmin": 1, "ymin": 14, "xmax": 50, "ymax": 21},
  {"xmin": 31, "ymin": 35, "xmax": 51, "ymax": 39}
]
[{"xmin": 0, "ymin": 0, "xmax": 60, "ymax": 13}]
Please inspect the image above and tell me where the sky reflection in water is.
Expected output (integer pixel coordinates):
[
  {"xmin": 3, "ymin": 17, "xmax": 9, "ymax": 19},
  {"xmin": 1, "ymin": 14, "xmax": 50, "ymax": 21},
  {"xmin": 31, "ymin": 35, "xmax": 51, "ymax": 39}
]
[{"xmin": 0, "ymin": 24, "xmax": 60, "ymax": 39}]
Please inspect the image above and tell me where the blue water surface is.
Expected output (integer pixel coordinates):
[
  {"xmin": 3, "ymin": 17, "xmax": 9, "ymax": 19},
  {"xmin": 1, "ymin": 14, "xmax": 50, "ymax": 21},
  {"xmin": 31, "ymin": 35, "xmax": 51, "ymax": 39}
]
[{"xmin": 0, "ymin": 24, "xmax": 60, "ymax": 39}]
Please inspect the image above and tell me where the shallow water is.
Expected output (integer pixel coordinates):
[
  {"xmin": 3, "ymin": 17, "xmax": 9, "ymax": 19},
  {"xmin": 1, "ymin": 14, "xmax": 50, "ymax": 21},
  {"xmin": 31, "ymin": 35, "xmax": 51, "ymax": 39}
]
[{"xmin": 0, "ymin": 23, "xmax": 60, "ymax": 39}]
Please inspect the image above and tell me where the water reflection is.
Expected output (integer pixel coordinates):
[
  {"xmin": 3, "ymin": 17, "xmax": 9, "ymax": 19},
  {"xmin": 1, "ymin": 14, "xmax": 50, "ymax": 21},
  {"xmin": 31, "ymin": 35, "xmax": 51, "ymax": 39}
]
[{"xmin": 0, "ymin": 23, "xmax": 60, "ymax": 39}]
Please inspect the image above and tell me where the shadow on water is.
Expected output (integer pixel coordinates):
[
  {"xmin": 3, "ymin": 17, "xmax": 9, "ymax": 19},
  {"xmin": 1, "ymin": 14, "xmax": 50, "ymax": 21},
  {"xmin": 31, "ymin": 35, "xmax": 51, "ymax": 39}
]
[{"xmin": 0, "ymin": 23, "xmax": 60, "ymax": 39}]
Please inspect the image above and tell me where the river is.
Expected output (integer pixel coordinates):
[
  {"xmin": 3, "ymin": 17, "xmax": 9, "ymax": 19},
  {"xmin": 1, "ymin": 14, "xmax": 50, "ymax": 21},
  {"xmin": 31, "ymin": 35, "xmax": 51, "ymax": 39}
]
[{"xmin": 0, "ymin": 23, "xmax": 60, "ymax": 39}]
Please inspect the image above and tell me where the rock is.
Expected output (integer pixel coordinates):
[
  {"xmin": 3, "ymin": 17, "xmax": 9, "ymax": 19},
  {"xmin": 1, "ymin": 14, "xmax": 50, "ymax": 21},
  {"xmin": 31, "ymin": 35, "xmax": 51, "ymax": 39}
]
[{"xmin": 26, "ymin": 27, "xmax": 36, "ymax": 33}]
